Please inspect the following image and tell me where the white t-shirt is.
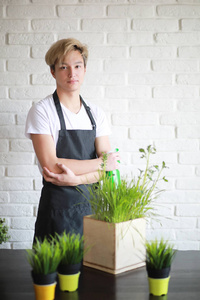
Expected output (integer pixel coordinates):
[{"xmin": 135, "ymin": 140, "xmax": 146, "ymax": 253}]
[{"xmin": 25, "ymin": 93, "xmax": 111, "ymax": 147}]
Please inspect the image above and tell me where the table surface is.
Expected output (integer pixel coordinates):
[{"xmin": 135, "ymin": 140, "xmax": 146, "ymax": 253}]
[{"xmin": 0, "ymin": 249, "xmax": 200, "ymax": 300}]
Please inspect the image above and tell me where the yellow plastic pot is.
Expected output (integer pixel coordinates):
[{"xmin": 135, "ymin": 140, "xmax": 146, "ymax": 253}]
[
  {"xmin": 148, "ymin": 276, "xmax": 170, "ymax": 296},
  {"xmin": 58, "ymin": 272, "xmax": 80, "ymax": 292},
  {"xmin": 33, "ymin": 282, "xmax": 56, "ymax": 300}
]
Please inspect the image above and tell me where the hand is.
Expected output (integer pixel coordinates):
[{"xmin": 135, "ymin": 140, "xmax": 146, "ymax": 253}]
[
  {"xmin": 101, "ymin": 152, "xmax": 120, "ymax": 171},
  {"xmin": 43, "ymin": 163, "xmax": 78, "ymax": 186}
]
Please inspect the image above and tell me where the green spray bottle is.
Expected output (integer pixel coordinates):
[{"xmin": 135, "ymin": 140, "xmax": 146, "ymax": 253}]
[{"xmin": 106, "ymin": 148, "xmax": 121, "ymax": 188}]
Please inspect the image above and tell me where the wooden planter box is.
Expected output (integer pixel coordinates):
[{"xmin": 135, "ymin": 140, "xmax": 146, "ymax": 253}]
[{"xmin": 83, "ymin": 215, "xmax": 146, "ymax": 274}]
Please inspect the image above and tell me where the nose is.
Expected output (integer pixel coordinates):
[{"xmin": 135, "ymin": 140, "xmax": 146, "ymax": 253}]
[{"xmin": 68, "ymin": 67, "xmax": 75, "ymax": 78}]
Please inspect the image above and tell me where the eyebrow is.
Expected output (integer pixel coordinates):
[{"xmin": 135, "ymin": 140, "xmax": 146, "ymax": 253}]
[{"xmin": 61, "ymin": 61, "xmax": 83, "ymax": 65}]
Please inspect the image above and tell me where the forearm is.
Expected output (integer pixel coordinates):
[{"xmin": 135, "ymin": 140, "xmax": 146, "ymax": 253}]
[
  {"xmin": 43, "ymin": 164, "xmax": 102, "ymax": 186},
  {"xmin": 57, "ymin": 157, "xmax": 102, "ymax": 176},
  {"xmin": 76, "ymin": 170, "xmax": 103, "ymax": 185}
]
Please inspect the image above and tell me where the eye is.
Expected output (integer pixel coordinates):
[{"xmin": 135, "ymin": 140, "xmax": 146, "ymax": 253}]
[
  {"xmin": 76, "ymin": 65, "xmax": 81, "ymax": 69},
  {"xmin": 60, "ymin": 66, "xmax": 67, "ymax": 70}
]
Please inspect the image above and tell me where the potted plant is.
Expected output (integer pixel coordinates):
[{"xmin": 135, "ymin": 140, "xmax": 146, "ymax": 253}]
[
  {"xmin": 82, "ymin": 145, "xmax": 168, "ymax": 274},
  {"xmin": 146, "ymin": 238, "xmax": 177, "ymax": 296},
  {"xmin": 26, "ymin": 237, "xmax": 61, "ymax": 300},
  {"xmin": 56, "ymin": 231, "xmax": 86, "ymax": 292},
  {"xmin": 0, "ymin": 218, "xmax": 10, "ymax": 245}
]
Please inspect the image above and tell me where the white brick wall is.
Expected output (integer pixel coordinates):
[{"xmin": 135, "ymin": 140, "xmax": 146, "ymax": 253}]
[{"xmin": 0, "ymin": 0, "xmax": 199, "ymax": 250}]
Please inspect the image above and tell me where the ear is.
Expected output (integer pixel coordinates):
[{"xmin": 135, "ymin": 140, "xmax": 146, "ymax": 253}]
[{"xmin": 50, "ymin": 67, "xmax": 56, "ymax": 78}]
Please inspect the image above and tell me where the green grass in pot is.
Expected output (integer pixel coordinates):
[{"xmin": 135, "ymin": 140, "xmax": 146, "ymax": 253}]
[
  {"xmin": 26, "ymin": 237, "xmax": 61, "ymax": 275},
  {"xmin": 84, "ymin": 145, "xmax": 168, "ymax": 223},
  {"xmin": 56, "ymin": 232, "xmax": 89, "ymax": 275},
  {"xmin": 0, "ymin": 218, "xmax": 10, "ymax": 245},
  {"xmin": 146, "ymin": 238, "xmax": 177, "ymax": 271},
  {"xmin": 56, "ymin": 232, "xmax": 85, "ymax": 266}
]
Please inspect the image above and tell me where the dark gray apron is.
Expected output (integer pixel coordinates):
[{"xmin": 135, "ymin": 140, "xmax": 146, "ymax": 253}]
[{"xmin": 34, "ymin": 90, "xmax": 96, "ymax": 241}]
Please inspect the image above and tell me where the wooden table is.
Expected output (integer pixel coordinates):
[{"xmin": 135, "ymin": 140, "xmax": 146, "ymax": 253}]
[{"xmin": 0, "ymin": 250, "xmax": 200, "ymax": 300}]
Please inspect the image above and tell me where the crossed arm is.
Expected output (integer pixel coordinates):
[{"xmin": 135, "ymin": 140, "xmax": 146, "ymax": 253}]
[{"xmin": 31, "ymin": 134, "xmax": 120, "ymax": 186}]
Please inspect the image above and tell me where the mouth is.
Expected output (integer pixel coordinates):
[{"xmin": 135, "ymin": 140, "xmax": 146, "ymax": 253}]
[{"xmin": 67, "ymin": 80, "xmax": 78, "ymax": 84}]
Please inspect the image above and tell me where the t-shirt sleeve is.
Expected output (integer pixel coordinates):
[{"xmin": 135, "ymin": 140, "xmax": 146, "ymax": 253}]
[{"xmin": 25, "ymin": 102, "xmax": 51, "ymax": 139}]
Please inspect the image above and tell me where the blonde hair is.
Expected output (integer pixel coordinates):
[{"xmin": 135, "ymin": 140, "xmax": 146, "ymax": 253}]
[{"xmin": 45, "ymin": 38, "xmax": 88, "ymax": 70}]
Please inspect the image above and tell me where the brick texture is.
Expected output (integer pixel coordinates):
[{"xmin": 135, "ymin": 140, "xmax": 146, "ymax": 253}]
[{"xmin": 0, "ymin": 1, "xmax": 200, "ymax": 250}]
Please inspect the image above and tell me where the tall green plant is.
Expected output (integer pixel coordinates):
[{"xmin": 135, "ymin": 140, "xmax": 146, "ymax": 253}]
[
  {"xmin": 84, "ymin": 145, "xmax": 168, "ymax": 223},
  {"xmin": 26, "ymin": 237, "xmax": 61, "ymax": 275},
  {"xmin": 137, "ymin": 145, "xmax": 168, "ymax": 201},
  {"xmin": 146, "ymin": 238, "xmax": 177, "ymax": 270},
  {"xmin": 0, "ymin": 218, "xmax": 10, "ymax": 245},
  {"xmin": 56, "ymin": 232, "xmax": 86, "ymax": 265}
]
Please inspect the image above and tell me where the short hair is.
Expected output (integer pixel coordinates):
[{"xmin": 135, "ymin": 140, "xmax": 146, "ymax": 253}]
[{"xmin": 45, "ymin": 38, "xmax": 88, "ymax": 70}]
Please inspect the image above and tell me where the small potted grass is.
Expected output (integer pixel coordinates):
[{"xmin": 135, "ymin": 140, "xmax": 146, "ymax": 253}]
[
  {"xmin": 146, "ymin": 238, "xmax": 177, "ymax": 296},
  {"xmin": 82, "ymin": 145, "xmax": 168, "ymax": 274},
  {"xmin": 0, "ymin": 218, "xmax": 10, "ymax": 245},
  {"xmin": 26, "ymin": 237, "xmax": 61, "ymax": 300},
  {"xmin": 56, "ymin": 231, "xmax": 86, "ymax": 292}
]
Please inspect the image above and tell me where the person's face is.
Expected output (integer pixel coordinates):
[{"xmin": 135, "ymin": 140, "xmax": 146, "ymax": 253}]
[{"xmin": 51, "ymin": 50, "xmax": 86, "ymax": 94}]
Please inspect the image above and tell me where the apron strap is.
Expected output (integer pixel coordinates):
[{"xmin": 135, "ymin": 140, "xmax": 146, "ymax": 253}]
[
  {"xmin": 53, "ymin": 90, "xmax": 96, "ymax": 130},
  {"xmin": 53, "ymin": 90, "xmax": 66, "ymax": 130},
  {"xmin": 80, "ymin": 96, "xmax": 96, "ymax": 130}
]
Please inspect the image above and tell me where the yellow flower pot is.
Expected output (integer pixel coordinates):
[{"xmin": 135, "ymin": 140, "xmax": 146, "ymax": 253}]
[
  {"xmin": 148, "ymin": 276, "xmax": 170, "ymax": 296},
  {"xmin": 58, "ymin": 272, "xmax": 80, "ymax": 292},
  {"xmin": 33, "ymin": 282, "xmax": 56, "ymax": 300}
]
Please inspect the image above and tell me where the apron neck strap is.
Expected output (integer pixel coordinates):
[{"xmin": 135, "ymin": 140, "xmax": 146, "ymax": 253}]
[
  {"xmin": 53, "ymin": 90, "xmax": 66, "ymax": 130},
  {"xmin": 53, "ymin": 90, "xmax": 96, "ymax": 130},
  {"xmin": 80, "ymin": 96, "xmax": 96, "ymax": 130}
]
